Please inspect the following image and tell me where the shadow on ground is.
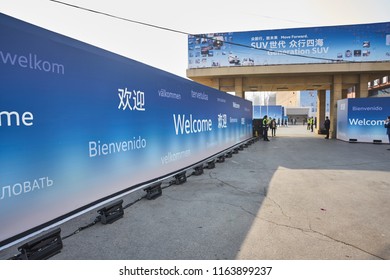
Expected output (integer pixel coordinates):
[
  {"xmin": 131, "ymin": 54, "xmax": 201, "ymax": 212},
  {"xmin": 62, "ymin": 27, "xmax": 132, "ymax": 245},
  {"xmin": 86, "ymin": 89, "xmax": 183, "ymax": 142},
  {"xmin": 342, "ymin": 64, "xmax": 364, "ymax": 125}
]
[{"xmin": 1, "ymin": 126, "xmax": 389, "ymax": 260}]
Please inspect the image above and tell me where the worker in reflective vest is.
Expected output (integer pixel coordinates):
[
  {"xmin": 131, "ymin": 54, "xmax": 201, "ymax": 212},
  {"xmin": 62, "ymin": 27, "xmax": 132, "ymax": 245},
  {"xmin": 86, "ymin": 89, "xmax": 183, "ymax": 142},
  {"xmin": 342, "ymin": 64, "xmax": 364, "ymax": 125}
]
[{"xmin": 263, "ymin": 115, "xmax": 270, "ymax": 141}]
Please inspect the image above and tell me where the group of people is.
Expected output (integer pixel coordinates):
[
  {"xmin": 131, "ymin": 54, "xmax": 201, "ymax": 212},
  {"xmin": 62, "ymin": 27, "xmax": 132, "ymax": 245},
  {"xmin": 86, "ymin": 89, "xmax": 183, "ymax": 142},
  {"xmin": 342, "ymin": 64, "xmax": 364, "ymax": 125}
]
[
  {"xmin": 262, "ymin": 115, "xmax": 277, "ymax": 141},
  {"xmin": 307, "ymin": 116, "xmax": 331, "ymax": 139},
  {"xmin": 261, "ymin": 115, "xmax": 331, "ymax": 141},
  {"xmin": 306, "ymin": 117, "xmax": 315, "ymax": 132},
  {"xmin": 261, "ymin": 115, "xmax": 390, "ymax": 144}
]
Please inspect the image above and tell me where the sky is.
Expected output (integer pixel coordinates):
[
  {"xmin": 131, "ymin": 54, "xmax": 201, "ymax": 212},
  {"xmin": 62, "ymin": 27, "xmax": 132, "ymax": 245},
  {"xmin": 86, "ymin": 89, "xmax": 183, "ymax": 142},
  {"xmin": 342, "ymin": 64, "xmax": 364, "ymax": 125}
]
[{"xmin": 1, "ymin": 0, "xmax": 389, "ymax": 78}]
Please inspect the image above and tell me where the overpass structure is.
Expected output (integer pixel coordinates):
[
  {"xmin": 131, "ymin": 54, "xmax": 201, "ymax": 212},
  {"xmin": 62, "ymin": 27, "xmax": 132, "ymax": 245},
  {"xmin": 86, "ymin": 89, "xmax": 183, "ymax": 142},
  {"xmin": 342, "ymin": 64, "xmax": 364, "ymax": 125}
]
[
  {"xmin": 186, "ymin": 22, "xmax": 390, "ymax": 137},
  {"xmin": 187, "ymin": 62, "xmax": 390, "ymax": 137}
]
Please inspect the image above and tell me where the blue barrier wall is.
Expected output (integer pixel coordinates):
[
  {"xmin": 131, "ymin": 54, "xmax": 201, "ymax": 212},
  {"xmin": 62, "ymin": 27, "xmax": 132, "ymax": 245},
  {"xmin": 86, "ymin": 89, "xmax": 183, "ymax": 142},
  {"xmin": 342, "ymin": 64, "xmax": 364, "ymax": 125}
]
[{"xmin": 0, "ymin": 13, "xmax": 252, "ymax": 247}]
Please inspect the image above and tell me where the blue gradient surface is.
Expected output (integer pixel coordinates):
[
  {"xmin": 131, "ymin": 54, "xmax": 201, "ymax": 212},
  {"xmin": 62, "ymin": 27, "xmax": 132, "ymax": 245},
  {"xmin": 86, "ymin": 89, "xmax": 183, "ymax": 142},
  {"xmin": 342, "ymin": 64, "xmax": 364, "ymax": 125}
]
[{"xmin": 0, "ymin": 13, "xmax": 252, "ymax": 246}]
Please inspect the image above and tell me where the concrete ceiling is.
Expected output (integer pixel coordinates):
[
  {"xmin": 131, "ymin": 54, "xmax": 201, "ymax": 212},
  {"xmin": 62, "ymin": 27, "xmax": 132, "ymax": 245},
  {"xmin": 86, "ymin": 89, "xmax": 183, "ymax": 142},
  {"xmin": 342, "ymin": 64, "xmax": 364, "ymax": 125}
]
[{"xmin": 187, "ymin": 62, "xmax": 390, "ymax": 92}]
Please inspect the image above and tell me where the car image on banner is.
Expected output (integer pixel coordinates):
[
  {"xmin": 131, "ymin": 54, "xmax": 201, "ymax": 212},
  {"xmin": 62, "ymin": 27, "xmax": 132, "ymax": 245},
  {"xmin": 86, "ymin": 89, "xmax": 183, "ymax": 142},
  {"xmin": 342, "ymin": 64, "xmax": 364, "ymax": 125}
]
[{"xmin": 0, "ymin": 13, "xmax": 253, "ymax": 248}]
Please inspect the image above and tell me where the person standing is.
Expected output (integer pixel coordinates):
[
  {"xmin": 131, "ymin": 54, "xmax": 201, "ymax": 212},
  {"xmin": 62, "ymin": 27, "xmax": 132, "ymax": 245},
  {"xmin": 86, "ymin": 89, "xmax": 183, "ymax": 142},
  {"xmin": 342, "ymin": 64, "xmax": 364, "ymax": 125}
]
[
  {"xmin": 262, "ymin": 115, "xmax": 270, "ymax": 141},
  {"xmin": 308, "ymin": 117, "xmax": 314, "ymax": 132},
  {"xmin": 270, "ymin": 118, "xmax": 277, "ymax": 137},
  {"xmin": 385, "ymin": 116, "xmax": 390, "ymax": 146},
  {"xmin": 324, "ymin": 116, "xmax": 330, "ymax": 139}
]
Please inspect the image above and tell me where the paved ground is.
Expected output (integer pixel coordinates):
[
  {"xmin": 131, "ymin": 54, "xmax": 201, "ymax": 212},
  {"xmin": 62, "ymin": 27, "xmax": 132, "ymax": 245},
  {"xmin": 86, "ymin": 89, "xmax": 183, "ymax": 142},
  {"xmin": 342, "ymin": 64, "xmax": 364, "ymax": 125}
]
[{"xmin": 1, "ymin": 125, "xmax": 390, "ymax": 260}]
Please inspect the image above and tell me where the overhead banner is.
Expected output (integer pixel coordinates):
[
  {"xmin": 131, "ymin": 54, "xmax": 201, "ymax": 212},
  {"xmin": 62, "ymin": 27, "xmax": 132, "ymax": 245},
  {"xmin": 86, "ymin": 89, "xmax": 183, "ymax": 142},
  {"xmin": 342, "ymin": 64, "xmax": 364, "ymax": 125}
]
[
  {"xmin": 188, "ymin": 22, "xmax": 390, "ymax": 68},
  {"xmin": 0, "ymin": 13, "xmax": 252, "ymax": 247},
  {"xmin": 337, "ymin": 97, "xmax": 390, "ymax": 143},
  {"xmin": 253, "ymin": 105, "xmax": 283, "ymax": 121}
]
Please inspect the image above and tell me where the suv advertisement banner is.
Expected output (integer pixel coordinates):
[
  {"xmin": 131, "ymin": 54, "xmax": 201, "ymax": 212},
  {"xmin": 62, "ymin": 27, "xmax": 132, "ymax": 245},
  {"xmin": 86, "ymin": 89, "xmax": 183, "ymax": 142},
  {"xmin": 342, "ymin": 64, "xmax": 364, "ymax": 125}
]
[
  {"xmin": 0, "ymin": 13, "xmax": 252, "ymax": 248},
  {"xmin": 188, "ymin": 22, "xmax": 390, "ymax": 68}
]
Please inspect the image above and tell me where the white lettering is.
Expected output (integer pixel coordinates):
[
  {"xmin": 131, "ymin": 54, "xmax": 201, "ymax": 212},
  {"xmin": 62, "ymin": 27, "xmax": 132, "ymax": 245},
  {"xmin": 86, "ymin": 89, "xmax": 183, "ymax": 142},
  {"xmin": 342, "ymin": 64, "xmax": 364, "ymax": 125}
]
[
  {"xmin": 312, "ymin": 47, "xmax": 329, "ymax": 54},
  {"xmin": 348, "ymin": 118, "xmax": 386, "ymax": 126},
  {"xmin": 42, "ymin": 61, "xmax": 51, "ymax": 72},
  {"xmin": 268, "ymin": 49, "xmax": 311, "ymax": 56},
  {"xmin": 88, "ymin": 136, "xmax": 147, "ymax": 158},
  {"xmin": 251, "ymin": 41, "xmax": 269, "ymax": 49},
  {"xmin": 22, "ymin": 112, "xmax": 34, "ymax": 126},
  {"xmin": 39, "ymin": 177, "xmax": 46, "ymax": 188},
  {"xmin": 0, "ymin": 111, "xmax": 34, "ymax": 127},
  {"xmin": 47, "ymin": 178, "xmax": 54, "ymax": 187},
  {"xmin": 0, "ymin": 50, "xmax": 64, "ymax": 74},
  {"xmin": 218, "ymin": 114, "xmax": 227, "ymax": 128},
  {"xmin": 190, "ymin": 90, "xmax": 208, "ymax": 101},
  {"xmin": 1, "ymin": 186, "xmax": 11, "ymax": 199},
  {"xmin": 32, "ymin": 180, "xmax": 40, "ymax": 191},
  {"xmin": 352, "ymin": 106, "xmax": 383, "ymax": 111},
  {"xmin": 161, "ymin": 149, "xmax": 191, "ymax": 164},
  {"xmin": 158, "ymin": 89, "xmax": 181, "ymax": 100},
  {"xmin": 12, "ymin": 183, "xmax": 21, "ymax": 194},
  {"xmin": 1, "ymin": 177, "xmax": 53, "ymax": 199},
  {"xmin": 0, "ymin": 51, "xmax": 17, "ymax": 65},
  {"xmin": 173, "ymin": 114, "xmax": 212, "ymax": 135},
  {"xmin": 18, "ymin": 55, "xmax": 28, "ymax": 67},
  {"xmin": 23, "ymin": 181, "xmax": 31, "ymax": 193},
  {"xmin": 89, "ymin": 141, "xmax": 97, "ymax": 157},
  {"xmin": 118, "ymin": 88, "xmax": 146, "ymax": 111},
  {"xmin": 233, "ymin": 102, "xmax": 240, "ymax": 109}
]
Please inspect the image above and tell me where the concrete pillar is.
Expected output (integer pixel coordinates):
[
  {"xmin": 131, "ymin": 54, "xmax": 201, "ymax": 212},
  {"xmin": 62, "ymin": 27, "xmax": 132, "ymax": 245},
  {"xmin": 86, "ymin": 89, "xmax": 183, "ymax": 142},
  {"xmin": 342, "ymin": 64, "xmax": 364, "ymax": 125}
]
[
  {"xmin": 316, "ymin": 90, "xmax": 326, "ymax": 134},
  {"xmin": 211, "ymin": 78, "xmax": 220, "ymax": 90},
  {"xmin": 234, "ymin": 77, "xmax": 244, "ymax": 98},
  {"xmin": 342, "ymin": 89, "xmax": 348, "ymax": 99},
  {"xmin": 355, "ymin": 74, "xmax": 369, "ymax": 98},
  {"xmin": 330, "ymin": 75, "xmax": 342, "ymax": 138}
]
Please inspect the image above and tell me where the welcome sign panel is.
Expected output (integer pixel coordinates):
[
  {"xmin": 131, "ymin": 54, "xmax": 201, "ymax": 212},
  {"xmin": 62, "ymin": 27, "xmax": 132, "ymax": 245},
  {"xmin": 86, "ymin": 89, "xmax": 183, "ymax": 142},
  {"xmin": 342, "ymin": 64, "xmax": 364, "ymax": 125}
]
[
  {"xmin": 337, "ymin": 97, "xmax": 390, "ymax": 143},
  {"xmin": 0, "ymin": 13, "xmax": 252, "ymax": 247}
]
